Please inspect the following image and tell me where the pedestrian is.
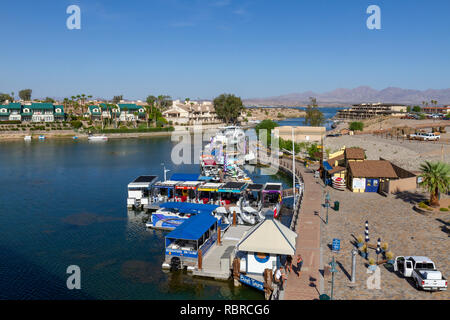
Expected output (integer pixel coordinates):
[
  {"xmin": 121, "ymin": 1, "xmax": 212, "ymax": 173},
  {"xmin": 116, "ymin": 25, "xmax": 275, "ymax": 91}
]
[
  {"xmin": 296, "ymin": 254, "xmax": 303, "ymax": 277},
  {"xmin": 273, "ymin": 267, "xmax": 286, "ymax": 291},
  {"xmin": 285, "ymin": 255, "xmax": 293, "ymax": 273}
]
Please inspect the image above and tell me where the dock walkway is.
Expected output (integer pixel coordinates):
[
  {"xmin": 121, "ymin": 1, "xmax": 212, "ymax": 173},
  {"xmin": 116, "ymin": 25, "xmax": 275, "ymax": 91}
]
[{"xmin": 192, "ymin": 225, "xmax": 252, "ymax": 280}]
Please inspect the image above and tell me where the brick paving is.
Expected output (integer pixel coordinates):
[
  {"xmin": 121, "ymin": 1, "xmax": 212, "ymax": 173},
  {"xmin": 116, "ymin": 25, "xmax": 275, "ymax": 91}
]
[
  {"xmin": 321, "ymin": 188, "xmax": 449, "ymax": 300},
  {"xmin": 283, "ymin": 164, "xmax": 323, "ymax": 300}
]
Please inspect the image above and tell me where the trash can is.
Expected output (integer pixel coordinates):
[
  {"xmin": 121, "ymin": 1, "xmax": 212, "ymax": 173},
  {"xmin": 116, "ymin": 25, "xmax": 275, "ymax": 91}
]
[
  {"xmin": 334, "ymin": 201, "xmax": 339, "ymax": 211},
  {"xmin": 319, "ymin": 294, "xmax": 330, "ymax": 300}
]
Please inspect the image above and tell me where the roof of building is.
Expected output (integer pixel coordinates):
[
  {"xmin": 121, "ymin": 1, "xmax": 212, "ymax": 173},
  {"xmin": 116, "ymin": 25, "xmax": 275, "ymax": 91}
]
[
  {"xmin": 328, "ymin": 154, "xmax": 345, "ymax": 163},
  {"xmin": 7, "ymin": 103, "xmax": 22, "ymax": 110},
  {"xmin": 348, "ymin": 160, "xmax": 398, "ymax": 178},
  {"xmin": 29, "ymin": 103, "xmax": 54, "ymax": 110},
  {"xmin": 118, "ymin": 103, "xmax": 141, "ymax": 110},
  {"xmin": 328, "ymin": 166, "xmax": 346, "ymax": 174},
  {"xmin": 237, "ymin": 218, "xmax": 298, "ymax": 255},
  {"xmin": 345, "ymin": 147, "xmax": 365, "ymax": 160},
  {"xmin": 88, "ymin": 105, "xmax": 101, "ymax": 114},
  {"xmin": 160, "ymin": 202, "xmax": 219, "ymax": 215}
]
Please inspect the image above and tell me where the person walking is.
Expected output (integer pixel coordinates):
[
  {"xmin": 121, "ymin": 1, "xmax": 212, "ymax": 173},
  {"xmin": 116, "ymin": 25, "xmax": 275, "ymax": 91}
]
[
  {"xmin": 296, "ymin": 254, "xmax": 303, "ymax": 277},
  {"xmin": 285, "ymin": 255, "xmax": 293, "ymax": 273},
  {"xmin": 274, "ymin": 267, "xmax": 287, "ymax": 291}
]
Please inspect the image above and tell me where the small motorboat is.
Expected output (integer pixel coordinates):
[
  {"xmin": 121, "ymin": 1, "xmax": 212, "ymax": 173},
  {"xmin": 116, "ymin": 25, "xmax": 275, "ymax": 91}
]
[
  {"xmin": 38, "ymin": 135, "xmax": 45, "ymax": 140},
  {"xmin": 88, "ymin": 135, "xmax": 108, "ymax": 141},
  {"xmin": 72, "ymin": 136, "xmax": 78, "ymax": 140},
  {"xmin": 24, "ymin": 135, "xmax": 32, "ymax": 141}
]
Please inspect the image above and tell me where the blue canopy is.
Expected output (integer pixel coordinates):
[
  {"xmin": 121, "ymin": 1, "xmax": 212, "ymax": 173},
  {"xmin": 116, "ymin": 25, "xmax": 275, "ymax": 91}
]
[
  {"xmin": 323, "ymin": 161, "xmax": 333, "ymax": 171},
  {"xmin": 159, "ymin": 202, "xmax": 219, "ymax": 215},
  {"xmin": 166, "ymin": 213, "xmax": 218, "ymax": 241},
  {"xmin": 170, "ymin": 173, "xmax": 200, "ymax": 181},
  {"xmin": 198, "ymin": 176, "xmax": 214, "ymax": 181}
]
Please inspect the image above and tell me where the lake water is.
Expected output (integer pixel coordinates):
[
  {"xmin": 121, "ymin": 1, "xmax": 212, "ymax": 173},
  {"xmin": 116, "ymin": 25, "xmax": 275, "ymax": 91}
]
[
  {"xmin": 0, "ymin": 136, "xmax": 292, "ymax": 300},
  {"xmin": 276, "ymin": 107, "xmax": 343, "ymax": 130}
]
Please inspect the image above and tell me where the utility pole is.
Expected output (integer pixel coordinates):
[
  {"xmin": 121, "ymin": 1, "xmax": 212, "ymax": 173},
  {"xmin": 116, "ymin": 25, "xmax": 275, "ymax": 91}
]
[{"xmin": 292, "ymin": 126, "xmax": 296, "ymax": 210}]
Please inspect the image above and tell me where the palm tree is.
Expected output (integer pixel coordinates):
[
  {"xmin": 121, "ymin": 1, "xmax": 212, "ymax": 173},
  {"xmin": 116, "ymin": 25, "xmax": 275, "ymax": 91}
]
[{"xmin": 419, "ymin": 161, "xmax": 450, "ymax": 207}]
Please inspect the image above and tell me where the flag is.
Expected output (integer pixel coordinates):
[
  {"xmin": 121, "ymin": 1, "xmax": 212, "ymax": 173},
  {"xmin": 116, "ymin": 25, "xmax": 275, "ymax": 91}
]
[{"xmin": 273, "ymin": 205, "xmax": 278, "ymax": 218}]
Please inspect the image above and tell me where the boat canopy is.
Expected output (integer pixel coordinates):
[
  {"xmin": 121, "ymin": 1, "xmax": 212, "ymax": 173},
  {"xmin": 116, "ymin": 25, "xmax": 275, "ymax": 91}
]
[
  {"xmin": 198, "ymin": 183, "xmax": 223, "ymax": 192},
  {"xmin": 246, "ymin": 184, "xmax": 264, "ymax": 191},
  {"xmin": 170, "ymin": 173, "xmax": 200, "ymax": 181},
  {"xmin": 218, "ymin": 182, "xmax": 248, "ymax": 193},
  {"xmin": 159, "ymin": 202, "xmax": 219, "ymax": 215},
  {"xmin": 128, "ymin": 175, "xmax": 158, "ymax": 188},
  {"xmin": 154, "ymin": 180, "xmax": 179, "ymax": 188},
  {"xmin": 166, "ymin": 213, "xmax": 218, "ymax": 241},
  {"xmin": 198, "ymin": 176, "xmax": 214, "ymax": 181},
  {"xmin": 237, "ymin": 218, "xmax": 298, "ymax": 255},
  {"xmin": 175, "ymin": 181, "xmax": 202, "ymax": 190},
  {"xmin": 323, "ymin": 161, "xmax": 333, "ymax": 171},
  {"xmin": 263, "ymin": 183, "xmax": 282, "ymax": 193},
  {"xmin": 202, "ymin": 159, "xmax": 217, "ymax": 166}
]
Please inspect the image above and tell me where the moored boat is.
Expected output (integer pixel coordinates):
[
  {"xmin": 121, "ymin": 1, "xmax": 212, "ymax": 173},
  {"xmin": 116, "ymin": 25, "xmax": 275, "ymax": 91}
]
[{"xmin": 88, "ymin": 135, "xmax": 108, "ymax": 141}]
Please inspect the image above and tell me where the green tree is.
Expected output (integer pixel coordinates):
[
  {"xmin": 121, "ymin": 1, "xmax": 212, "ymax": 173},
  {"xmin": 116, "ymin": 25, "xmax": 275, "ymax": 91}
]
[
  {"xmin": 406, "ymin": 106, "xmax": 411, "ymax": 112},
  {"xmin": 412, "ymin": 106, "xmax": 421, "ymax": 113},
  {"xmin": 419, "ymin": 161, "xmax": 450, "ymax": 207},
  {"xmin": 43, "ymin": 97, "xmax": 55, "ymax": 103},
  {"xmin": 19, "ymin": 89, "xmax": 32, "ymax": 101},
  {"xmin": 213, "ymin": 93, "xmax": 245, "ymax": 124},
  {"xmin": 0, "ymin": 93, "xmax": 14, "ymax": 104},
  {"xmin": 307, "ymin": 143, "xmax": 321, "ymax": 160},
  {"xmin": 156, "ymin": 95, "xmax": 172, "ymax": 110},
  {"xmin": 304, "ymin": 97, "xmax": 325, "ymax": 127},
  {"xmin": 255, "ymin": 119, "xmax": 279, "ymax": 146}
]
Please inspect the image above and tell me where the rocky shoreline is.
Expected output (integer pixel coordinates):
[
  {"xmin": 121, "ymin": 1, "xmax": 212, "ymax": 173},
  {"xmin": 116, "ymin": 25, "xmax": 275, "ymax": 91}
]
[{"xmin": 245, "ymin": 107, "xmax": 306, "ymax": 121}]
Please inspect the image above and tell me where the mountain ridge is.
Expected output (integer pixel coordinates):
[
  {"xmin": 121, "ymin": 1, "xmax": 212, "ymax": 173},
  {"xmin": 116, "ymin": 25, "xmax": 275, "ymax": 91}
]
[{"xmin": 244, "ymin": 86, "xmax": 450, "ymax": 106}]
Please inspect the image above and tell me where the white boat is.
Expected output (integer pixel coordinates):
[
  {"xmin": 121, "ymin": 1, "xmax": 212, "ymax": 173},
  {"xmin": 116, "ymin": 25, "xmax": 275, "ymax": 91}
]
[
  {"xmin": 24, "ymin": 135, "xmax": 32, "ymax": 141},
  {"xmin": 127, "ymin": 175, "xmax": 159, "ymax": 210},
  {"xmin": 38, "ymin": 135, "xmax": 45, "ymax": 140},
  {"xmin": 88, "ymin": 135, "xmax": 108, "ymax": 141},
  {"xmin": 148, "ymin": 208, "xmax": 191, "ymax": 230}
]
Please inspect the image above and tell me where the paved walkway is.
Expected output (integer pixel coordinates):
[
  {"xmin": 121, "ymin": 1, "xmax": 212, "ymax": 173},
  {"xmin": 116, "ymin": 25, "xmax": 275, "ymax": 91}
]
[{"xmin": 282, "ymin": 161, "xmax": 323, "ymax": 300}]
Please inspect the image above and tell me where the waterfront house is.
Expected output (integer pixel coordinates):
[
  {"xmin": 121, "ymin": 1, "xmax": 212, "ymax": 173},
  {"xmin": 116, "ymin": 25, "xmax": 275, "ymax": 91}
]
[
  {"xmin": 0, "ymin": 103, "xmax": 22, "ymax": 121},
  {"xmin": 117, "ymin": 103, "xmax": 146, "ymax": 122},
  {"xmin": 29, "ymin": 103, "xmax": 55, "ymax": 122},
  {"xmin": 162, "ymin": 100, "xmax": 218, "ymax": 125},
  {"xmin": 88, "ymin": 105, "xmax": 102, "ymax": 121},
  {"xmin": 53, "ymin": 105, "xmax": 65, "ymax": 122},
  {"xmin": 324, "ymin": 147, "xmax": 365, "ymax": 181}
]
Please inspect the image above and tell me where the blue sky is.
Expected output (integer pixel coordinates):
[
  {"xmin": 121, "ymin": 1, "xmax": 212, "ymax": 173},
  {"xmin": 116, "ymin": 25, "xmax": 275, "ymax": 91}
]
[{"xmin": 1, "ymin": 0, "xmax": 449, "ymax": 100}]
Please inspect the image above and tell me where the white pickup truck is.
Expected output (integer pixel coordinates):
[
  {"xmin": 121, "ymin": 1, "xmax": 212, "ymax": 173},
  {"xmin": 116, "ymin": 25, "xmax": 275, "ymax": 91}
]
[
  {"xmin": 410, "ymin": 132, "xmax": 440, "ymax": 141},
  {"xmin": 394, "ymin": 256, "xmax": 447, "ymax": 291}
]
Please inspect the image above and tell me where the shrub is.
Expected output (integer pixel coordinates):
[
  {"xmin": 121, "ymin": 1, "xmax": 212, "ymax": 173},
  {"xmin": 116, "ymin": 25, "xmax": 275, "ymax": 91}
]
[
  {"xmin": 368, "ymin": 258, "xmax": 375, "ymax": 265},
  {"xmin": 349, "ymin": 121, "xmax": 364, "ymax": 131},
  {"xmin": 381, "ymin": 242, "xmax": 388, "ymax": 251},
  {"xmin": 70, "ymin": 120, "xmax": 82, "ymax": 129},
  {"xmin": 440, "ymin": 207, "xmax": 449, "ymax": 212},
  {"xmin": 386, "ymin": 251, "xmax": 394, "ymax": 260},
  {"xmin": 357, "ymin": 235, "xmax": 364, "ymax": 243}
]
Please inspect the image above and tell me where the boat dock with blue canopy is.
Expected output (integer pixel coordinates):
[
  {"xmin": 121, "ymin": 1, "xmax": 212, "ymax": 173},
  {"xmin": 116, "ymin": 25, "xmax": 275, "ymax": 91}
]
[
  {"xmin": 164, "ymin": 213, "xmax": 219, "ymax": 269},
  {"xmin": 170, "ymin": 173, "xmax": 200, "ymax": 181}
]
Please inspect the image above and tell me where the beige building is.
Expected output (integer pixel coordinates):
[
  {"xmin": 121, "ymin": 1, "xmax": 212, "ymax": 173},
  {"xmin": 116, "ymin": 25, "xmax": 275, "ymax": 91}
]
[
  {"xmin": 162, "ymin": 100, "xmax": 219, "ymax": 125},
  {"xmin": 274, "ymin": 126, "xmax": 326, "ymax": 142},
  {"xmin": 336, "ymin": 103, "xmax": 408, "ymax": 120}
]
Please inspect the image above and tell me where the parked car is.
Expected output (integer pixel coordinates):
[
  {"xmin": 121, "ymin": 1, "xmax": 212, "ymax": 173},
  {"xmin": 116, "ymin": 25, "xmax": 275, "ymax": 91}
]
[
  {"xmin": 410, "ymin": 132, "xmax": 440, "ymax": 141},
  {"xmin": 394, "ymin": 256, "xmax": 447, "ymax": 291}
]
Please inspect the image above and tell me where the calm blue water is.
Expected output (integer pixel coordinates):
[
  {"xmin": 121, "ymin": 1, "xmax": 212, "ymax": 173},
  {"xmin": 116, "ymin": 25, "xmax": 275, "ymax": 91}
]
[
  {"xmin": 0, "ymin": 136, "xmax": 291, "ymax": 300},
  {"xmin": 276, "ymin": 107, "xmax": 343, "ymax": 130}
]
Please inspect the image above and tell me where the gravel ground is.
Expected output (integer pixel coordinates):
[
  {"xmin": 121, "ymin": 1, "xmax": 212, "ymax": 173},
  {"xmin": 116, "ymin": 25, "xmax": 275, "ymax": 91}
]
[
  {"xmin": 320, "ymin": 187, "xmax": 449, "ymax": 300},
  {"xmin": 324, "ymin": 133, "xmax": 450, "ymax": 171}
]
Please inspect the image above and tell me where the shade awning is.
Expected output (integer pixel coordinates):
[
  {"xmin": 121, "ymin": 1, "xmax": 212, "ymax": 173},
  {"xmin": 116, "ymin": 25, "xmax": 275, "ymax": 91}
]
[
  {"xmin": 159, "ymin": 202, "xmax": 219, "ymax": 215},
  {"xmin": 170, "ymin": 173, "xmax": 200, "ymax": 181},
  {"xmin": 237, "ymin": 218, "xmax": 297, "ymax": 255},
  {"xmin": 166, "ymin": 213, "xmax": 217, "ymax": 241}
]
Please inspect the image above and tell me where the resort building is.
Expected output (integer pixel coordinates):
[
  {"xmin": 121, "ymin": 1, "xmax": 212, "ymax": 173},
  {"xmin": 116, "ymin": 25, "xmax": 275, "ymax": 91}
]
[
  {"xmin": 86, "ymin": 103, "xmax": 145, "ymax": 122},
  {"xmin": 422, "ymin": 105, "xmax": 450, "ymax": 114},
  {"xmin": 274, "ymin": 126, "xmax": 326, "ymax": 143},
  {"xmin": 88, "ymin": 105, "xmax": 102, "ymax": 121},
  {"xmin": 0, "ymin": 102, "xmax": 66, "ymax": 122},
  {"xmin": 335, "ymin": 103, "xmax": 408, "ymax": 120},
  {"xmin": 347, "ymin": 160, "xmax": 398, "ymax": 193},
  {"xmin": 162, "ymin": 100, "xmax": 219, "ymax": 125}
]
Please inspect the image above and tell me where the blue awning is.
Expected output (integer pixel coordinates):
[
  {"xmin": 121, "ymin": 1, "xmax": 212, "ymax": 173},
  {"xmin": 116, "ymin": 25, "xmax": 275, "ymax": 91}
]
[
  {"xmin": 198, "ymin": 176, "xmax": 213, "ymax": 181},
  {"xmin": 323, "ymin": 161, "xmax": 333, "ymax": 171},
  {"xmin": 159, "ymin": 202, "xmax": 219, "ymax": 215},
  {"xmin": 170, "ymin": 173, "xmax": 200, "ymax": 181},
  {"xmin": 166, "ymin": 213, "xmax": 218, "ymax": 241}
]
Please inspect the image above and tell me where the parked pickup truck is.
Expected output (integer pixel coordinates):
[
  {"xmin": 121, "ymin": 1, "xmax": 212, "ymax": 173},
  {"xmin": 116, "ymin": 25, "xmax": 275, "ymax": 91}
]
[
  {"xmin": 410, "ymin": 132, "xmax": 440, "ymax": 141},
  {"xmin": 394, "ymin": 256, "xmax": 447, "ymax": 291}
]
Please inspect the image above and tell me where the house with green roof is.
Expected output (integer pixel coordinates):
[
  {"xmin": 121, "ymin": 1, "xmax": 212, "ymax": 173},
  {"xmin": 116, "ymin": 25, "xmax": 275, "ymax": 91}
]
[
  {"xmin": 88, "ymin": 105, "xmax": 102, "ymax": 121},
  {"xmin": 0, "ymin": 103, "xmax": 22, "ymax": 121},
  {"xmin": 117, "ymin": 104, "xmax": 146, "ymax": 121},
  {"xmin": 29, "ymin": 103, "xmax": 55, "ymax": 122},
  {"xmin": 53, "ymin": 105, "xmax": 65, "ymax": 121}
]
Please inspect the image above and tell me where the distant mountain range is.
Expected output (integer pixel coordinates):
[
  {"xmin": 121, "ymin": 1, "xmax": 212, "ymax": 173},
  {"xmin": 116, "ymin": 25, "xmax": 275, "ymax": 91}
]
[{"xmin": 244, "ymin": 86, "xmax": 450, "ymax": 106}]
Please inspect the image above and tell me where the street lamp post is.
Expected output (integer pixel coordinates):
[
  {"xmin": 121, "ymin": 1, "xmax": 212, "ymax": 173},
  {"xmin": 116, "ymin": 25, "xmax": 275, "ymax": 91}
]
[
  {"xmin": 161, "ymin": 163, "xmax": 170, "ymax": 182},
  {"xmin": 329, "ymin": 256, "xmax": 338, "ymax": 300},
  {"xmin": 292, "ymin": 127, "xmax": 296, "ymax": 210},
  {"xmin": 325, "ymin": 192, "xmax": 330, "ymax": 224}
]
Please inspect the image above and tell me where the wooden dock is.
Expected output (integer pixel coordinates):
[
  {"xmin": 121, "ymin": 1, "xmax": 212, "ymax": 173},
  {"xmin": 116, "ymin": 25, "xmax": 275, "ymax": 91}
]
[{"xmin": 192, "ymin": 225, "xmax": 252, "ymax": 280}]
